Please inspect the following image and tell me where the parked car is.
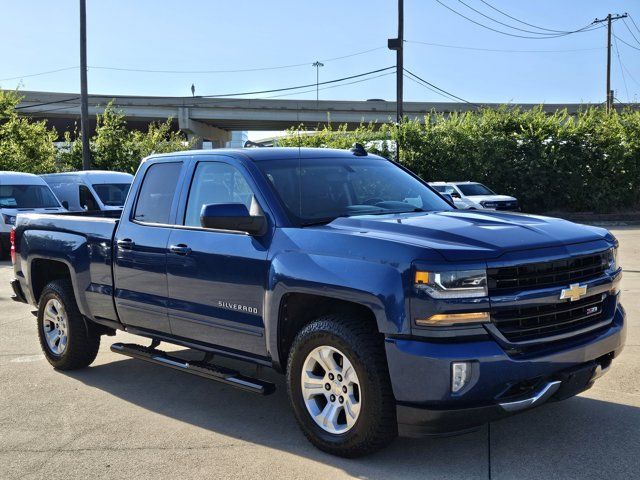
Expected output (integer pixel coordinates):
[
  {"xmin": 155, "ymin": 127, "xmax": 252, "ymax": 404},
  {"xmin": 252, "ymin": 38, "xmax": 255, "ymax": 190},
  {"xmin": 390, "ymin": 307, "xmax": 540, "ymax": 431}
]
[
  {"xmin": 41, "ymin": 171, "xmax": 133, "ymax": 211},
  {"xmin": 0, "ymin": 172, "xmax": 66, "ymax": 260},
  {"xmin": 429, "ymin": 181, "xmax": 519, "ymax": 210},
  {"xmin": 10, "ymin": 146, "xmax": 624, "ymax": 457}
]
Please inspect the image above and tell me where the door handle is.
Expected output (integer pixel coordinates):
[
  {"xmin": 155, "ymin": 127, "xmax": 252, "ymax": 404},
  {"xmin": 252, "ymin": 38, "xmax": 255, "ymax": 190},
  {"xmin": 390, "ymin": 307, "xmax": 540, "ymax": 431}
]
[
  {"xmin": 169, "ymin": 244, "xmax": 192, "ymax": 256},
  {"xmin": 117, "ymin": 238, "xmax": 134, "ymax": 250}
]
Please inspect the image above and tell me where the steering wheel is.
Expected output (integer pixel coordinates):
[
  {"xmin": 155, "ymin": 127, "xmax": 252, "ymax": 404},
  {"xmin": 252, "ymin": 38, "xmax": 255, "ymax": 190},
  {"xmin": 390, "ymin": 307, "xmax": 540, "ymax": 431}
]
[{"xmin": 363, "ymin": 197, "xmax": 385, "ymax": 205}]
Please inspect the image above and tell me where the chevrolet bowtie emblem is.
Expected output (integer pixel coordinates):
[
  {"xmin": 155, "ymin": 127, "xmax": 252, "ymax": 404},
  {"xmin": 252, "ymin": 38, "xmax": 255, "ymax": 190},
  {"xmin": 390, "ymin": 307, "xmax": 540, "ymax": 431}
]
[{"xmin": 560, "ymin": 283, "xmax": 588, "ymax": 302}]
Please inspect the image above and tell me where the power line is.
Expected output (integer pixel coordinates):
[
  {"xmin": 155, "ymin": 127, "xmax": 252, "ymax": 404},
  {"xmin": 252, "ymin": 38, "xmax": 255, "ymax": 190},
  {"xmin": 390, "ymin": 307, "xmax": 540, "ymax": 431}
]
[
  {"xmin": 403, "ymin": 68, "xmax": 478, "ymax": 106},
  {"xmin": 197, "ymin": 66, "xmax": 395, "ymax": 98},
  {"xmin": 1, "ymin": 47, "xmax": 386, "ymax": 82},
  {"xmin": 477, "ymin": 0, "xmax": 570, "ymax": 33},
  {"xmin": 629, "ymin": 15, "xmax": 640, "ymax": 36},
  {"xmin": 456, "ymin": 0, "xmax": 574, "ymax": 36},
  {"xmin": 264, "ymin": 71, "xmax": 395, "ymax": 99},
  {"xmin": 613, "ymin": 33, "xmax": 640, "ymax": 51},
  {"xmin": 14, "ymin": 96, "xmax": 80, "ymax": 110},
  {"xmin": 406, "ymin": 40, "xmax": 603, "ymax": 53},
  {"xmin": 0, "ymin": 66, "xmax": 77, "ymax": 82},
  {"xmin": 90, "ymin": 47, "xmax": 386, "ymax": 74},
  {"xmin": 622, "ymin": 18, "xmax": 640, "ymax": 46},
  {"xmin": 613, "ymin": 35, "xmax": 631, "ymax": 102},
  {"xmin": 433, "ymin": 0, "xmax": 598, "ymax": 39},
  {"xmin": 404, "ymin": 73, "xmax": 460, "ymax": 102}
]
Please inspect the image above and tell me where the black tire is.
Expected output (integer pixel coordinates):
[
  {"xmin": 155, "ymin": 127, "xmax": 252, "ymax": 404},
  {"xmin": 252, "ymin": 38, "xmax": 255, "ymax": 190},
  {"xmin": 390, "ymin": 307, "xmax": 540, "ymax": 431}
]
[
  {"xmin": 37, "ymin": 279, "xmax": 100, "ymax": 370},
  {"xmin": 287, "ymin": 314, "xmax": 397, "ymax": 457}
]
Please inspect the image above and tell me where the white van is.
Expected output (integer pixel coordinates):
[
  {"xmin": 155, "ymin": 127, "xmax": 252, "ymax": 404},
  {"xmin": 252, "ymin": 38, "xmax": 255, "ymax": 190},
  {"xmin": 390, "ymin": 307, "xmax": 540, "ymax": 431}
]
[
  {"xmin": 0, "ymin": 172, "xmax": 66, "ymax": 259},
  {"xmin": 41, "ymin": 171, "xmax": 133, "ymax": 212}
]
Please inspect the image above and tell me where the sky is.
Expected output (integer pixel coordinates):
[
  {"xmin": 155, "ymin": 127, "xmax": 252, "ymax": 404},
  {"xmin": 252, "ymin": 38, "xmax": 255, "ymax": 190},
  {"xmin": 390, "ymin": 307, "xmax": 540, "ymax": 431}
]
[{"xmin": 2, "ymin": 0, "xmax": 640, "ymax": 139}]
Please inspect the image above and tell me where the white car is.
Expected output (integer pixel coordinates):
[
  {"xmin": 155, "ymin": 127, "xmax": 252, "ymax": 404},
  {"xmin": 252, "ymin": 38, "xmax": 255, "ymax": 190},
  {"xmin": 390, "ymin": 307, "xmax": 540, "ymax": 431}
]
[
  {"xmin": 41, "ymin": 170, "xmax": 133, "ymax": 212},
  {"xmin": 429, "ymin": 181, "xmax": 519, "ymax": 211},
  {"xmin": 0, "ymin": 172, "xmax": 66, "ymax": 259}
]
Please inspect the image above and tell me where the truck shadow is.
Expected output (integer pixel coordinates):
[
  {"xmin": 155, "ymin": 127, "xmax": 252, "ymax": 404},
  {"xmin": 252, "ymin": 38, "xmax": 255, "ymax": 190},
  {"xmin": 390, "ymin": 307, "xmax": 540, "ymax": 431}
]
[{"xmin": 64, "ymin": 350, "xmax": 640, "ymax": 479}]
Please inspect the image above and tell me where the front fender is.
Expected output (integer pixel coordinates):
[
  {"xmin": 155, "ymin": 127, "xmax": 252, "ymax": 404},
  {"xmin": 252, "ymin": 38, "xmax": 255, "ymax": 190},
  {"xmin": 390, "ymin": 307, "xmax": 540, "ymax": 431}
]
[{"xmin": 265, "ymin": 251, "xmax": 410, "ymax": 367}]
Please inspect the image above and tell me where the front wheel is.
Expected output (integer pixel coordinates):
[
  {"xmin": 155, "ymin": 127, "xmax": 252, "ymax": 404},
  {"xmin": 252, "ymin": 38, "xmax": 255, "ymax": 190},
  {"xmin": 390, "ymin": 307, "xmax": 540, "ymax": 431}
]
[{"xmin": 287, "ymin": 314, "xmax": 397, "ymax": 457}]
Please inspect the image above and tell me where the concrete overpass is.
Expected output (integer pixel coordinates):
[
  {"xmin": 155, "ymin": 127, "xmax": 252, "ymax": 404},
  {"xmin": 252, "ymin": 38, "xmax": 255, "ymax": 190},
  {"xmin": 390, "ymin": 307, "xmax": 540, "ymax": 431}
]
[{"xmin": 12, "ymin": 90, "xmax": 632, "ymax": 147}]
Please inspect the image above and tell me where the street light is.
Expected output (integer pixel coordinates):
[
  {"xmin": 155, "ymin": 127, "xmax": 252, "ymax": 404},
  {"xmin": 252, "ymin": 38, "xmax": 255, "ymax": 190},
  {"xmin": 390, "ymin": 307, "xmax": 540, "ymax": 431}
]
[{"xmin": 312, "ymin": 61, "xmax": 324, "ymax": 105}]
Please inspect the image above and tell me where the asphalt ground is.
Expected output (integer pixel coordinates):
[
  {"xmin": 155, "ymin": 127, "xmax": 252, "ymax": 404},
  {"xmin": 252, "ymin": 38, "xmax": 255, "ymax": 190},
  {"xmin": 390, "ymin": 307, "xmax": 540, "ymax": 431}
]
[{"xmin": 1, "ymin": 226, "xmax": 639, "ymax": 479}]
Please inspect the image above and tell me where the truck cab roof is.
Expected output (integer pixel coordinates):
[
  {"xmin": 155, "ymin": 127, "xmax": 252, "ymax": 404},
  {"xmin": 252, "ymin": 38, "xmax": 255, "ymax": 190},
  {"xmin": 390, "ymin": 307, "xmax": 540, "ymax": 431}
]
[{"xmin": 145, "ymin": 147, "xmax": 381, "ymax": 163}]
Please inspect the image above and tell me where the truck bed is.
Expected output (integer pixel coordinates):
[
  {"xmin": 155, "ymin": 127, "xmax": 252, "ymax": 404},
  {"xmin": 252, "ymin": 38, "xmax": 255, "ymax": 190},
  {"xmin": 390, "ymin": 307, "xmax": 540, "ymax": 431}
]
[{"xmin": 14, "ymin": 212, "xmax": 120, "ymax": 325}]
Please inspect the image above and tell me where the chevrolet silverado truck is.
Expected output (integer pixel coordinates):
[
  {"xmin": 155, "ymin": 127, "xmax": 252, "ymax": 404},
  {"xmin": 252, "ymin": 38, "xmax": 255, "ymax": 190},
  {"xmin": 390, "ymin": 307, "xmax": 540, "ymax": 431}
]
[{"xmin": 10, "ymin": 146, "xmax": 625, "ymax": 457}]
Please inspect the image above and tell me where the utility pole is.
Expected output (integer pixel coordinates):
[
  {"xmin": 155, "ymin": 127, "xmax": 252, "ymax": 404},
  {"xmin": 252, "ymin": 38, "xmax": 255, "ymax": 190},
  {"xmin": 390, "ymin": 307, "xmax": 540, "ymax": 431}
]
[
  {"xmin": 594, "ymin": 13, "xmax": 628, "ymax": 112},
  {"xmin": 388, "ymin": 0, "xmax": 404, "ymax": 123},
  {"xmin": 79, "ymin": 0, "xmax": 91, "ymax": 170},
  {"xmin": 312, "ymin": 61, "xmax": 324, "ymax": 106}
]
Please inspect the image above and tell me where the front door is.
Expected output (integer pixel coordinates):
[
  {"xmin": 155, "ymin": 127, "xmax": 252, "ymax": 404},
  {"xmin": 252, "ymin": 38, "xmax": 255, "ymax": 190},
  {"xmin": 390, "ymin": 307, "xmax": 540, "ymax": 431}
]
[
  {"xmin": 113, "ymin": 160, "xmax": 184, "ymax": 333},
  {"xmin": 166, "ymin": 160, "xmax": 270, "ymax": 357}
]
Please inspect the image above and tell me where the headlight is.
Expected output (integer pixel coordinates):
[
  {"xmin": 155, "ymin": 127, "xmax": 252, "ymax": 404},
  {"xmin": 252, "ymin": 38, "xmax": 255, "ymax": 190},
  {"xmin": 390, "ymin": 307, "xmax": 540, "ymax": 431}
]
[
  {"xmin": 2, "ymin": 214, "xmax": 16, "ymax": 225},
  {"xmin": 415, "ymin": 269, "xmax": 488, "ymax": 298},
  {"xmin": 606, "ymin": 247, "xmax": 618, "ymax": 271}
]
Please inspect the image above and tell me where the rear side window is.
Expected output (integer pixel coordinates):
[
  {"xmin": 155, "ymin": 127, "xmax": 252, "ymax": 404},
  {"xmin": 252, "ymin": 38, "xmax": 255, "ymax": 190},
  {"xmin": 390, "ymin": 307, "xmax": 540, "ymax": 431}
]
[{"xmin": 133, "ymin": 162, "xmax": 182, "ymax": 224}]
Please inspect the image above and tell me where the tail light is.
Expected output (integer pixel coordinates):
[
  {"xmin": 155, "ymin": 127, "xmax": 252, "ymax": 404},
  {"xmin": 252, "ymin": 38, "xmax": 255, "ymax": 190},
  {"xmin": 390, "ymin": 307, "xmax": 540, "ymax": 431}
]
[{"xmin": 9, "ymin": 228, "xmax": 16, "ymax": 264}]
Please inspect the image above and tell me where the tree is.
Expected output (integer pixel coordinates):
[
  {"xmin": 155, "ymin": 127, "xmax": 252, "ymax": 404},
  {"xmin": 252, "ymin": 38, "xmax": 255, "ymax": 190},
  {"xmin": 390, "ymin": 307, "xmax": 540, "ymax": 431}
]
[
  {"xmin": 0, "ymin": 90, "xmax": 58, "ymax": 173},
  {"xmin": 59, "ymin": 102, "xmax": 193, "ymax": 173}
]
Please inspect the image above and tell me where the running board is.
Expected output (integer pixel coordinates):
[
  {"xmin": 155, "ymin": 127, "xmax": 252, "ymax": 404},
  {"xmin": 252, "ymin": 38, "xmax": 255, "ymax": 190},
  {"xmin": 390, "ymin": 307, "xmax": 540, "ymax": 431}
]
[{"xmin": 110, "ymin": 342, "xmax": 275, "ymax": 395}]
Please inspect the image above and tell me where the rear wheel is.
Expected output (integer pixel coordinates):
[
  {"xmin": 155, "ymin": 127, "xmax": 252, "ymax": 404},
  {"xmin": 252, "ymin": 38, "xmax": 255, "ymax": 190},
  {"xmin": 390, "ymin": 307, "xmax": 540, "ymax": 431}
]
[
  {"xmin": 37, "ymin": 279, "xmax": 100, "ymax": 370},
  {"xmin": 287, "ymin": 314, "xmax": 397, "ymax": 457}
]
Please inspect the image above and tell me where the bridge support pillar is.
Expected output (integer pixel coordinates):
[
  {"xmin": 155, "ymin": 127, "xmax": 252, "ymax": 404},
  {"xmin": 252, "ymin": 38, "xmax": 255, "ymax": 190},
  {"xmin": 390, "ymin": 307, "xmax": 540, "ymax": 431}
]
[{"xmin": 178, "ymin": 107, "xmax": 231, "ymax": 149}]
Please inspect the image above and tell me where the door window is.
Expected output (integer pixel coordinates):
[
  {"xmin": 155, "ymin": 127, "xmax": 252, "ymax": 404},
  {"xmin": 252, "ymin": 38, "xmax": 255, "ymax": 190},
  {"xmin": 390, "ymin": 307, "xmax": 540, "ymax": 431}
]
[
  {"xmin": 184, "ymin": 162, "xmax": 254, "ymax": 227},
  {"xmin": 133, "ymin": 162, "xmax": 182, "ymax": 224}
]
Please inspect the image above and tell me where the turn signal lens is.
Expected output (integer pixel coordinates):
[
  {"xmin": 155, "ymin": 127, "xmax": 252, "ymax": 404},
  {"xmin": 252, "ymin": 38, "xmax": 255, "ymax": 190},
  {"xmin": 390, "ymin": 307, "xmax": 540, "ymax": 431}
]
[
  {"xmin": 415, "ymin": 311, "xmax": 490, "ymax": 327},
  {"xmin": 414, "ymin": 271, "xmax": 429, "ymax": 285}
]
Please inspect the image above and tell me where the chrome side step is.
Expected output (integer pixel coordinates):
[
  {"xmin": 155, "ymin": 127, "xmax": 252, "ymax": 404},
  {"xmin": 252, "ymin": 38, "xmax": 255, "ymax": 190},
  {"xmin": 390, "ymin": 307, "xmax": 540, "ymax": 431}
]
[{"xmin": 110, "ymin": 342, "xmax": 275, "ymax": 395}]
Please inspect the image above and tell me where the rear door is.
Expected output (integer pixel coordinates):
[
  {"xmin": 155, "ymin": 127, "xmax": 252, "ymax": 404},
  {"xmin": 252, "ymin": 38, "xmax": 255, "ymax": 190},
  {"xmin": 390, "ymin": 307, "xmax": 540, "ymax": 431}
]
[
  {"xmin": 113, "ymin": 159, "xmax": 185, "ymax": 333},
  {"xmin": 166, "ymin": 157, "xmax": 271, "ymax": 357}
]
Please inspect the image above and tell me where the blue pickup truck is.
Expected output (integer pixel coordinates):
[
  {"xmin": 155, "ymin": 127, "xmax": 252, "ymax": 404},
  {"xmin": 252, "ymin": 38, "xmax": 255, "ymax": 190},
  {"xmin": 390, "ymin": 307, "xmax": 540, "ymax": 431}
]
[{"xmin": 10, "ymin": 146, "xmax": 625, "ymax": 457}]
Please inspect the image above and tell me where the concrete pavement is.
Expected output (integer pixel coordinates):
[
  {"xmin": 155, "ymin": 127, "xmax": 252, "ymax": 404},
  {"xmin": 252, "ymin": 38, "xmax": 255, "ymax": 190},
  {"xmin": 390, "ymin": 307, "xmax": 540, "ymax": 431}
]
[{"xmin": 1, "ymin": 227, "xmax": 639, "ymax": 479}]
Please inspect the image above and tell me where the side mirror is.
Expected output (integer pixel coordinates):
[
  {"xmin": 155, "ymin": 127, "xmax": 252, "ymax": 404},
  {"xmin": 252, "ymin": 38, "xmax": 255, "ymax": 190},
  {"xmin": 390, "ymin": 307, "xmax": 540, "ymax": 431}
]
[
  {"xmin": 61, "ymin": 201, "xmax": 69, "ymax": 210},
  {"xmin": 450, "ymin": 192, "xmax": 461, "ymax": 199},
  {"xmin": 200, "ymin": 203, "xmax": 267, "ymax": 236}
]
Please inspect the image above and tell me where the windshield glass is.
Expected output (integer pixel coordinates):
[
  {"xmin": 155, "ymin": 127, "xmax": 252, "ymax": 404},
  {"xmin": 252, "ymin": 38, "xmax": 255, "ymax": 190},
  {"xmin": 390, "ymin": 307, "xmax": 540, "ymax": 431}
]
[
  {"xmin": 0, "ymin": 184, "xmax": 60, "ymax": 209},
  {"xmin": 92, "ymin": 183, "xmax": 131, "ymax": 206},
  {"xmin": 457, "ymin": 183, "xmax": 495, "ymax": 196},
  {"xmin": 257, "ymin": 157, "xmax": 452, "ymax": 225}
]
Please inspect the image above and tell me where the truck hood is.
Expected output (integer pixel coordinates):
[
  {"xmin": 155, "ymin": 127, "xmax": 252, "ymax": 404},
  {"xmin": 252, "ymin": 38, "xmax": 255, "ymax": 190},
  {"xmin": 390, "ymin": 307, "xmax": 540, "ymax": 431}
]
[{"xmin": 327, "ymin": 210, "xmax": 611, "ymax": 262}]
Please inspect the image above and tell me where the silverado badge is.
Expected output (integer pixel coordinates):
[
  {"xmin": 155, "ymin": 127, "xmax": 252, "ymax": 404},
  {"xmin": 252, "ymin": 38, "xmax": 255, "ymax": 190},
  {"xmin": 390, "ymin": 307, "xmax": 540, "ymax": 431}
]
[{"xmin": 560, "ymin": 283, "xmax": 588, "ymax": 302}]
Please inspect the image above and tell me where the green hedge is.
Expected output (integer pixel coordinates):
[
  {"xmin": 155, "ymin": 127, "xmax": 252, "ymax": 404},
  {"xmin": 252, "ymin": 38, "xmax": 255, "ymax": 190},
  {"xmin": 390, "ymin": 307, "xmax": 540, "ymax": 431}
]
[{"xmin": 279, "ymin": 107, "xmax": 640, "ymax": 213}]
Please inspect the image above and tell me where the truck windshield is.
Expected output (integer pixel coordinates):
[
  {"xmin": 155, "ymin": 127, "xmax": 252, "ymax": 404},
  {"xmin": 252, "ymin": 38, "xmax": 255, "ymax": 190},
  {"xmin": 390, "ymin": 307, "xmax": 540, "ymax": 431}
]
[
  {"xmin": 0, "ymin": 185, "xmax": 60, "ymax": 209},
  {"xmin": 92, "ymin": 183, "xmax": 131, "ymax": 206},
  {"xmin": 457, "ymin": 183, "xmax": 495, "ymax": 196},
  {"xmin": 257, "ymin": 157, "xmax": 452, "ymax": 226}
]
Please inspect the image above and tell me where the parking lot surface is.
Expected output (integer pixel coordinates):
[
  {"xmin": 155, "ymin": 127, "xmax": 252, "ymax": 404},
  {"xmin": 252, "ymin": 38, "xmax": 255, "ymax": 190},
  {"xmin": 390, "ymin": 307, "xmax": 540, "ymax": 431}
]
[{"xmin": 1, "ymin": 227, "xmax": 639, "ymax": 480}]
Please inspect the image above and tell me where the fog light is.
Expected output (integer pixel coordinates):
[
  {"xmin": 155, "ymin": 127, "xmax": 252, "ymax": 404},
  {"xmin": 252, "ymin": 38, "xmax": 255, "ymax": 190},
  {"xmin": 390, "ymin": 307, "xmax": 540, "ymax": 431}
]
[{"xmin": 451, "ymin": 362, "xmax": 471, "ymax": 393}]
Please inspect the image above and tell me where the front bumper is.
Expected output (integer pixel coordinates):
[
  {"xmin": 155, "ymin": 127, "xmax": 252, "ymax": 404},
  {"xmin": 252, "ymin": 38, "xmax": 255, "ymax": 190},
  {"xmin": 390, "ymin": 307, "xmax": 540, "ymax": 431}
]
[{"xmin": 387, "ymin": 304, "xmax": 626, "ymax": 437}]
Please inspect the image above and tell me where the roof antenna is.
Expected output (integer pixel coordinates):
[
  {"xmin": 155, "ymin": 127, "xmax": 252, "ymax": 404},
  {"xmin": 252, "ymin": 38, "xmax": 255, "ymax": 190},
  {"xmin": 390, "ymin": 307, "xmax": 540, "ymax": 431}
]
[{"xmin": 350, "ymin": 143, "xmax": 368, "ymax": 156}]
